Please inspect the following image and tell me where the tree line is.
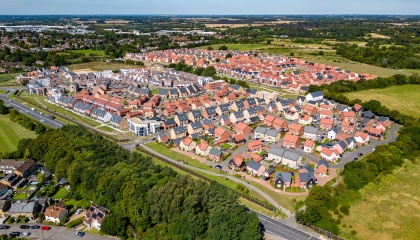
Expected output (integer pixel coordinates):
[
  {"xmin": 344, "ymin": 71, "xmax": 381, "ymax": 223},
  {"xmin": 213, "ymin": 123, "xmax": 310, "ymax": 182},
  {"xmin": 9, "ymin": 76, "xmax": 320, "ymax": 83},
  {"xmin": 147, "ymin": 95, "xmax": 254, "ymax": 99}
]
[{"xmin": 5, "ymin": 126, "xmax": 261, "ymax": 239}]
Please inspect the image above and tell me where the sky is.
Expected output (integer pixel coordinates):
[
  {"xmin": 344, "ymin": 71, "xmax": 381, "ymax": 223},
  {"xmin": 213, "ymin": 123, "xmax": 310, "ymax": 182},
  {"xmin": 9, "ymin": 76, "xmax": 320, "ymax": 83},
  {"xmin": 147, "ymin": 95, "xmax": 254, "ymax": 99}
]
[{"xmin": 0, "ymin": 0, "xmax": 419, "ymax": 15}]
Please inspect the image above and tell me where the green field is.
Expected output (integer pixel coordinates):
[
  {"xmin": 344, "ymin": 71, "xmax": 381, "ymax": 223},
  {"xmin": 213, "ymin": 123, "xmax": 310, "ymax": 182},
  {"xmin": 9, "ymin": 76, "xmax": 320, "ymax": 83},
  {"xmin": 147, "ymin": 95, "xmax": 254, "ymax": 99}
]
[
  {"xmin": 69, "ymin": 49, "xmax": 106, "ymax": 56},
  {"xmin": 0, "ymin": 73, "xmax": 20, "ymax": 82},
  {"xmin": 68, "ymin": 61, "xmax": 138, "ymax": 73},
  {"xmin": 339, "ymin": 160, "xmax": 420, "ymax": 240},
  {"xmin": 13, "ymin": 193, "xmax": 28, "ymax": 200},
  {"xmin": 0, "ymin": 114, "xmax": 36, "ymax": 153},
  {"xmin": 344, "ymin": 85, "xmax": 420, "ymax": 117},
  {"xmin": 199, "ymin": 42, "xmax": 412, "ymax": 77},
  {"xmin": 52, "ymin": 187, "xmax": 69, "ymax": 199}
]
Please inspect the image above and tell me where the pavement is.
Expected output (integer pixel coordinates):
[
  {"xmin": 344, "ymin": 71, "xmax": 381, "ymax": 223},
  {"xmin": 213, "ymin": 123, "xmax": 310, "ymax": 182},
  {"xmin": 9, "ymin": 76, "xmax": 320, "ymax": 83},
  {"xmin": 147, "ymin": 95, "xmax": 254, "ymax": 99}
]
[
  {"xmin": 0, "ymin": 223, "xmax": 113, "ymax": 240},
  {"xmin": 0, "ymin": 94, "xmax": 65, "ymax": 129}
]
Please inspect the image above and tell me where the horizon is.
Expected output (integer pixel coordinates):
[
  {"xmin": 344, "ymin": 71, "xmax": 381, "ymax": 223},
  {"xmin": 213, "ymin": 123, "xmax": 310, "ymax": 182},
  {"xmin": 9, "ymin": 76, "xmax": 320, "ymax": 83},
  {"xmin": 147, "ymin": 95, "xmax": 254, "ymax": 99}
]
[{"xmin": 1, "ymin": 0, "xmax": 420, "ymax": 15}]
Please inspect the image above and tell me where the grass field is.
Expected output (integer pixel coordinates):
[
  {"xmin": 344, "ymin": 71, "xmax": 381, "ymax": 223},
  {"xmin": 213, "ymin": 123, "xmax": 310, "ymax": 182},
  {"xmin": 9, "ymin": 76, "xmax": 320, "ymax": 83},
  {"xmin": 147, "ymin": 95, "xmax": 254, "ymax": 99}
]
[
  {"xmin": 344, "ymin": 85, "xmax": 420, "ymax": 117},
  {"xmin": 97, "ymin": 125, "xmax": 115, "ymax": 132},
  {"xmin": 69, "ymin": 49, "xmax": 106, "ymax": 56},
  {"xmin": 13, "ymin": 193, "xmax": 28, "ymax": 200},
  {"xmin": 339, "ymin": 159, "xmax": 420, "ymax": 240},
  {"xmin": 68, "ymin": 61, "xmax": 137, "ymax": 73},
  {"xmin": 0, "ymin": 73, "xmax": 20, "ymax": 82},
  {"xmin": 0, "ymin": 114, "xmax": 36, "ymax": 153}
]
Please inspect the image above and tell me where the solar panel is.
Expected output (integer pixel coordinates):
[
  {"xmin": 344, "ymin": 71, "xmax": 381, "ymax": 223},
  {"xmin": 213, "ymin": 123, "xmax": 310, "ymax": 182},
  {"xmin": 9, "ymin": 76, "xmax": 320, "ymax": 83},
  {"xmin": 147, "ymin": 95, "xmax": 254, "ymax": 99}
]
[{"xmin": 97, "ymin": 212, "xmax": 103, "ymax": 218}]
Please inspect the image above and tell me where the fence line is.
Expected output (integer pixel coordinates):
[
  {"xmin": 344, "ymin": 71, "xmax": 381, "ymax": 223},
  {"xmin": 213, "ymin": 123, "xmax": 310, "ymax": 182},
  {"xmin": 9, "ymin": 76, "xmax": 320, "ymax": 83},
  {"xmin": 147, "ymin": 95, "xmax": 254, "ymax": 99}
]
[
  {"xmin": 137, "ymin": 146, "xmax": 276, "ymax": 213},
  {"xmin": 301, "ymin": 223, "xmax": 346, "ymax": 240}
]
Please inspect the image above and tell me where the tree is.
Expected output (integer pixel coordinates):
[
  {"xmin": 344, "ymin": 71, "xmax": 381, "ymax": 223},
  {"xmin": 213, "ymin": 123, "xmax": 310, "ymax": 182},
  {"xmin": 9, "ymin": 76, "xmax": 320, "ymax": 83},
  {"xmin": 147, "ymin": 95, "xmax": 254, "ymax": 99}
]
[
  {"xmin": 21, "ymin": 79, "xmax": 29, "ymax": 86},
  {"xmin": 207, "ymin": 46, "xmax": 213, "ymax": 50},
  {"xmin": 202, "ymin": 66, "xmax": 216, "ymax": 77},
  {"xmin": 226, "ymin": 53, "xmax": 232, "ymax": 59},
  {"xmin": 34, "ymin": 124, "xmax": 46, "ymax": 134},
  {"xmin": 215, "ymin": 58, "xmax": 220, "ymax": 63},
  {"xmin": 37, "ymin": 173, "xmax": 46, "ymax": 185},
  {"xmin": 266, "ymin": 40, "xmax": 272, "ymax": 44},
  {"xmin": 290, "ymin": 52, "xmax": 295, "ymax": 56},
  {"xmin": 100, "ymin": 214, "xmax": 129, "ymax": 237},
  {"xmin": 0, "ymin": 100, "xmax": 10, "ymax": 115},
  {"xmin": 219, "ymin": 45, "xmax": 228, "ymax": 51},
  {"xmin": 319, "ymin": 51, "xmax": 324, "ymax": 56}
]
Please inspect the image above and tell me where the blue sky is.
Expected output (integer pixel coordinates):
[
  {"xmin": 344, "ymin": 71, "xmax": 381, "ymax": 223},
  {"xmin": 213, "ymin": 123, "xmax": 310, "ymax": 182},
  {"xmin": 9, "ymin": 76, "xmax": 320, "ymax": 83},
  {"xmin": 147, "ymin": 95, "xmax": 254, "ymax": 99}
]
[{"xmin": 1, "ymin": 0, "xmax": 419, "ymax": 15}]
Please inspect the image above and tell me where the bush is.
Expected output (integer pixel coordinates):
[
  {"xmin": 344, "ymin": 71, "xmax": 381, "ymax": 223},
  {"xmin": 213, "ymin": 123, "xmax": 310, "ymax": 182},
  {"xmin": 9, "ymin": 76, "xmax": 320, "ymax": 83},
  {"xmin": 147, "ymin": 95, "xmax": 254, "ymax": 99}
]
[
  {"xmin": 340, "ymin": 205, "xmax": 350, "ymax": 215},
  {"xmin": 66, "ymin": 217, "xmax": 83, "ymax": 228},
  {"xmin": 351, "ymin": 230, "xmax": 357, "ymax": 235}
]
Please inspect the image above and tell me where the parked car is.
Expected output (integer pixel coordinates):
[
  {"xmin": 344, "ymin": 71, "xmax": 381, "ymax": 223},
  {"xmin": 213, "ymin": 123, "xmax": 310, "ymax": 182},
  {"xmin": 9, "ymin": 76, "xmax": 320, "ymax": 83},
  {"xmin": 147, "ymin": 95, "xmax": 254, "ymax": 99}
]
[
  {"xmin": 353, "ymin": 158, "xmax": 358, "ymax": 162},
  {"xmin": 75, "ymin": 208, "xmax": 83, "ymax": 215},
  {"xmin": 31, "ymin": 225, "xmax": 40, "ymax": 229},
  {"xmin": 20, "ymin": 232, "xmax": 30, "ymax": 236},
  {"xmin": 20, "ymin": 225, "xmax": 30, "ymax": 229},
  {"xmin": 358, "ymin": 153, "xmax": 364, "ymax": 157},
  {"xmin": 0, "ymin": 225, "xmax": 9, "ymax": 229},
  {"xmin": 41, "ymin": 226, "xmax": 51, "ymax": 231},
  {"xmin": 76, "ymin": 231, "xmax": 85, "ymax": 237},
  {"xmin": 215, "ymin": 165, "xmax": 222, "ymax": 169},
  {"xmin": 9, "ymin": 232, "xmax": 19, "ymax": 237}
]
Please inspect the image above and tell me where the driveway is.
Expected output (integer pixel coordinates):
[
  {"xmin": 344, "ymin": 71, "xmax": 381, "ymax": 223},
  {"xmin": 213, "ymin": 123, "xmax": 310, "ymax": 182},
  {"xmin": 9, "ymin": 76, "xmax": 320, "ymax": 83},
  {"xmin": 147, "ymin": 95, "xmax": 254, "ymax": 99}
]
[{"xmin": 0, "ymin": 223, "xmax": 114, "ymax": 240}]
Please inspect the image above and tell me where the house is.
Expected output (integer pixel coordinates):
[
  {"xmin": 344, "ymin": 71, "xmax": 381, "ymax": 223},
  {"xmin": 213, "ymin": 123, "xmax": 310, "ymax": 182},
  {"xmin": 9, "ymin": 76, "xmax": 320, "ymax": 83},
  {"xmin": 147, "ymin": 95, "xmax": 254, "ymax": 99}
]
[
  {"xmin": 296, "ymin": 172, "xmax": 317, "ymax": 189},
  {"xmin": 340, "ymin": 111, "xmax": 357, "ymax": 122},
  {"xmin": 264, "ymin": 129, "xmax": 281, "ymax": 143},
  {"xmin": 362, "ymin": 110, "xmax": 376, "ymax": 119},
  {"xmin": 254, "ymin": 126, "xmax": 267, "ymax": 139},
  {"xmin": 273, "ymin": 172, "xmax": 292, "ymax": 190},
  {"xmin": 214, "ymin": 127, "xmax": 231, "ymax": 140},
  {"xmin": 243, "ymin": 108, "xmax": 257, "ymax": 119},
  {"xmin": 229, "ymin": 154, "xmax": 246, "ymax": 171},
  {"xmin": 316, "ymin": 159, "xmax": 329, "ymax": 175},
  {"xmin": 345, "ymin": 137, "xmax": 356, "ymax": 150},
  {"xmin": 319, "ymin": 109, "xmax": 333, "ymax": 119},
  {"xmin": 273, "ymin": 118, "xmax": 288, "ymax": 132},
  {"xmin": 0, "ymin": 200, "xmax": 11, "ymax": 218},
  {"xmin": 109, "ymin": 115, "xmax": 128, "ymax": 129},
  {"xmin": 284, "ymin": 110, "xmax": 299, "ymax": 120},
  {"xmin": 282, "ymin": 151, "xmax": 302, "ymax": 169},
  {"xmin": 247, "ymin": 160, "xmax": 265, "ymax": 176},
  {"xmin": 327, "ymin": 127, "xmax": 339, "ymax": 140},
  {"xmin": 352, "ymin": 103, "xmax": 364, "ymax": 113},
  {"xmin": 302, "ymin": 104, "xmax": 317, "ymax": 115},
  {"xmin": 230, "ymin": 111, "xmax": 245, "ymax": 123},
  {"xmin": 157, "ymin": 132, "xmax": 170, "ymax": 144},
  {"xmin": 202, "ymin": 118, "xmax": 215, "ymax": 131},
  {"xmin": 341, "ymin": 121, "xmax": 356, "ymax": 133},
  {"xmin": 267, "ymin": 147, "xmax": 285, "ymax": 163},
  {"xmin": 364, "ymin": 126, "xmax": 383, "ymax": 139},
  {"xmin": 216, "ymin": 104, "xmax": 230, "ymax": 116},
  {"xmin": 14, "ymin": 159, "xmax": 36, "ymax": 178},
  {"xmin": 0, "ymin": 159, "xmax": 25, "ymax": 174},
  {"xmin": 377, "ymin": 116, "xmax": 392, "ymax": 128},
  {"xmin": 303, "ymin": 126, "xmax": 318, "ymax": 140},
  {"xmin": 298, "ymin": 114, "xmax": 313, "ymax": 125},
  {"xmin": 263, "ymin": 115, "xmax": 276, "ymax": 127},
  {"xmin": 44, "ymin": 205, "xmax": 68, "ymax": 224},
  {"xmin": 231, "ymin": 100, "xmax": 245, "ymax": 112},
  {"xmin": 170, "ymin": 126, "xmax": 187, "ymax": 139},
  {"xmin": 162, "ymin": 118, "xmax": 177, "ymax": 130},
  {"xmin": 248, "ymin": 140, "xmax": 263, "ymax": 152},
  {"xmin": 180, "ymin": 137, "xmax": 197, "ymax": 152},
  {"xmin": 209, "ymin": 149, "xmax": 223, "ymax": 162},
  {"xmin": 303, "ymin": 140, "xmax": 315, "ymax": 153},
  {"xmin": 202, "ymin": 106, "xmax": 217, "ymax": 119},
  {"xmin": 188, "ymin": 110, "xmax": 203, "ymax": 122},
  {"xmin": 196, "ymin": 141, "xmax": 212, "ymax": 157},
  {"xmin": 10, "ymin": 201, "xmax": 40, "ymax": 220},
  {"xmin": 354, "ymin": 131, "xmax": 370, "ymax": 145},
  {"xmin": 220, "ymin": 115, "xmax": 231, "ymax": 126},
  {"xmin": 187, "ymin": 121, "xmax": 203, "ymax": 135},
  {"xmin": 299, "ymin": 165, "xmax": 314, "ymax": 174},
  {"xmin": 84, "ymin": 205, "xmax": 108, "ymax": 230},
  {"xmin": 174, "ymin": 113, "xmax": 189, "ymax": 126},
  {"xmin": 234, "ymin": 122, "xmax": 252, "ymax": 135},
  {"xmin": 305, "ymin": 91, "xmax": 324, "ymax": 102},
  {"xmin": 232, "ymin": 134, "xmax": 246, "ymax": 146},
  {"xmin": 332, "ymin": 140, "xmax": 347, "ymax": 154},
  {"xmin": 288, "ymin": 123, "xmax": 303, "ymax": 136},
  {"xmin": 320, "ymin": 118, "xmax": 334, "ymax": 130},
  {"xmin": 282, "ymin": 134, "xmax": 300, "ymax": 148},
  {"xmin": 321, "ymin": 147, "xmax": 340, "ymax": 162},
  {"xmin": 262, "ymin": 167, "xmax": 275, "ymax": 180}
]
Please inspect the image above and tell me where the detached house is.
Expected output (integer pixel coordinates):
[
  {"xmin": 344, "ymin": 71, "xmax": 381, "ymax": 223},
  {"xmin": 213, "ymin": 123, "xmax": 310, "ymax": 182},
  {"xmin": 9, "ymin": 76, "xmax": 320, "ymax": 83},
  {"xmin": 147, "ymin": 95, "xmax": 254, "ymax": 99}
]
[
  {"xmin": 273, "ymin": 118, "xmax": 288, "ymax": 132},
  {"xmin": 273, "ymin": 172, "xmax": 292, "ymax": 190},
  {"xmin": 354, "ymin": 131, "xmax": 369, "ymax": 145},
  {"xmin": 45, "ymin": 205, "xmax": 68, "ymax": 224},
  {"xmin": 303, "ymin": 126, "xmax": 318, "ymax": 140},
  {"xmin": 248, "ymin": 140, "xmax": 263, "ymax": 153},
  {"xmin": 84, "ymin": 205, "xmax": 108, "ymax": 230},
  {"xmin": 288, "ymin": 123, "xmax": 303, "ymax": 136},
  {"xmin": 235, "ymin": 122, "xmax": 252, "ymax": 135},
  {"xmin": 209, "ymin": 149, "xmax": 223, "ymax": 162},
  {"xmin": 202, "ymin": 106, "xmax": 217, "ymax": 119},
  {"xmin": 321, "ymin": 147, "xmax": 340, "ymax": 162},
  {"xmin": 316, "ymin": 160, "xmax": 329, "ymax": 175},
  {"xmin": 320, "ymin": 118, "xmax": 334, "ymax": 130},
  {"xmin": 187, "ymin": 122, "xmax": 203, "ymax": 135},
  {"xmin": 340, "ymin": 111, "xmax": 357, "ymax": 122},
  {"xmin": 170, "ymin": 126, "xmax": 187, "ymax": 139},
  {"xmin": 188, "ymin": 110, "xmax": 203, "ymax": 122},
  {"xmin": 196, "ymin": 141, "xmax": 212, "ymax": 157},
  {"xmin": 264, "ymin": 129, "xmax": 281, "ymax": 143},
  {"xmin": 229, "ymin": 154, "xmax": 246, "ymax": 171},
  {"xmin": 174, "ymin": 113, "xmax": 189, "ymax": 126},
  {"xmin": 341, "ymin": 121, "xmax": 356, "ymax": 133},
  {"xmin": 214, "ymin": 127, "xmax": 231, "ymax": 140},
  {"xmin": 247, "ymin": 160, "xmax": 265, "ymax": 176},
  {"xmin": 298, "ymin": 114, "xmax": 313, "ymax": 125},
  {"xmin": 180, "ymin": 137, "xmax": 197, "ymax": 152},
  {"xmin": 284, "ymin": 110, "xmax": 299, "ymax": 120},
  {"xmin": 230, "ymin": 111, "xmax": 245, "ymax": 123},
  {"xmin": 282, "ymin": 151, "xmax": 302, "ymax": 169},
  {"xmin": 303, "ymin": 140, "xmax": 315, "ymax": 153},
  {"xmin": 282, "ymin": 134, "xmax": 300, "ymax": 148},
  {"xmin": 232, "ymin": 134, "xmax": 246, "ymax": 146}
]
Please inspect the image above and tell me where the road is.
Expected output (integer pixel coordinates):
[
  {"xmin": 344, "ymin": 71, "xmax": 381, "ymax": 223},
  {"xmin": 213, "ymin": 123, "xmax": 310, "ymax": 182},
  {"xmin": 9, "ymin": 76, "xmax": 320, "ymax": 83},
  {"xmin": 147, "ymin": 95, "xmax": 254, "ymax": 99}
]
[
  {"xmin": 0, "ymin": 94, "xmax": 65, "ymax": 129},
  {"xmin": 0, "ymin": 223, "xmax": 113, "ymax": 240},
  {"xmin": 331, "ymin": 124, "xmax": 400, "ymax": 168}
]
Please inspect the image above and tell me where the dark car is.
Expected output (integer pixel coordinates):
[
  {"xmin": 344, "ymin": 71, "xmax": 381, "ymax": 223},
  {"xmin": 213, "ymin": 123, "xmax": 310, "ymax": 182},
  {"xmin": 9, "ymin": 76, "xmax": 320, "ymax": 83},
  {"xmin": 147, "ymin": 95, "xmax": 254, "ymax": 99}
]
[
  {"xmin": 76, "ymin": 231, "xmax": 85, "ymax": 237},
  {"xmin": 20, "ymin": 225, "xmax": 30, "ymax": 229},
  {"xmin": 9, "ymin": 232, "xmax": 19, "ymax": 237},
  {"xmin": 358, "ymin": 153, "xmax": 364, "ymax": 157},
  {"xmin": 0, "ymin": 225, "xmax": 9, "ymax": 229},
  {"xmin": 215, "ymin": 165, "xmax": 222, "ymax": 169},
  {"xmin": 31, "ymin": 225, "xmax": 40, "ymax": 229},
  {"xmin": 353, "ymin": 158, "xmax": 358, "ymax": 162}
]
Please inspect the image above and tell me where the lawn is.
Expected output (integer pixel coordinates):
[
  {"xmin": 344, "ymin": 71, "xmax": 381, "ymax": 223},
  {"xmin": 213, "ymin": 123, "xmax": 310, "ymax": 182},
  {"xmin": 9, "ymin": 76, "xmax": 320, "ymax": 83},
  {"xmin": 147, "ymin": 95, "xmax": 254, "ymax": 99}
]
[
  {"xmin": 0, "ymin": 73, "xmax": 20, "ymax": 83},
  {"xmin": 13, "ymin": 193, "xmax": 28, "ymax": 200},
  {"xmin": 344, "ymin": 85, "xmax": 420, "ymax": 117},
  {"xmin": 69, "ymin": 49, "xmax": 106, "ymax": 56},
  {"xmin": 97, "ymin": 125, "xmax": 115, "ymax": 132},
  {"xmin": 68, "ymin": 61, "xmax": 138, "ymax": 73},
  {"xmin": 52, "ymin": 188, "xmax": 69, "ymax": 199},
  {"xmin": 152, "ymin": 89, "xmax": 159, "ymax": 94},
  {"xmin": 0, "ymin": 114, "xmax": 36, "ymax": 153},
  {"xmin": 339, "ymin": 159, "xmax": 420, "ymax": 240}
]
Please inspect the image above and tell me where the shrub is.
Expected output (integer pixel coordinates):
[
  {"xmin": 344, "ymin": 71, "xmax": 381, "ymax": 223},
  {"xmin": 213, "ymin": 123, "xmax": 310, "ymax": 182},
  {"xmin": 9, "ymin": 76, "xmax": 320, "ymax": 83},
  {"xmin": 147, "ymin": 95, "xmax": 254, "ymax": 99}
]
[
  {"xmin": 66, "ymin": 217, "xmax": 83, "ymax": 228},
  {"xmin": 351, "ymin": 230, "xmax": 357, "ymax": 235},
  {"xmin": 340, "ymin": 205, "xmax": 350, "ymax": 215}
]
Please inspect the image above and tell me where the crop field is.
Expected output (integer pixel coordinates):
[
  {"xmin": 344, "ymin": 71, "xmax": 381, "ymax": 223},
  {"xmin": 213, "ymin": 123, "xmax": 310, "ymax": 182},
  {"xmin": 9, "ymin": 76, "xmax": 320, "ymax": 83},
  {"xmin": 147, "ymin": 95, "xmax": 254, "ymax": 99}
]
[
  {"xmin": 0, "ymin": 114, "xmax": 36, "ymax": 153},
  {"xmin": 345, "ymin": 85, "xmax": 420, "ymax": 117},
  {"xmin": 339, "ymin": 160, "xmax": 420, "ymax": 240}
]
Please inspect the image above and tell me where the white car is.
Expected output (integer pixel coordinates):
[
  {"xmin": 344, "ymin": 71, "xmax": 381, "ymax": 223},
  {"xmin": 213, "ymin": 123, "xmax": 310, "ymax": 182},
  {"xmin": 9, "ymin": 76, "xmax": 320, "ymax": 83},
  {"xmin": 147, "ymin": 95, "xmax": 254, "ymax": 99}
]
[
  {"xmin": 75, "ymin": 208, "xmax": 83, "ymax": 214},
  {"xmin": 21, "ymin": 232, "xmax": 30, "ymax": 236}
]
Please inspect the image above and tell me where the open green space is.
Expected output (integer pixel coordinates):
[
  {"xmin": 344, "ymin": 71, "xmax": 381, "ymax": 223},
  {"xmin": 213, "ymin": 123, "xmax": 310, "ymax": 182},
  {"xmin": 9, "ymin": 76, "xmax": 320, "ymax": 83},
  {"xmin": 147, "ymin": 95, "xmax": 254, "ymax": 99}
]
[
  {"xmin": 339, "ymin": 160, "xmax": 420, "ymax": 240},
  {"xmin": 0, "ymin": 73, "xmax": 20, "ymax": 82},
  {"xmin": 68, "ymin": 49, "xmax": 106, "ymax": 56},
  {"xmin": 344, "ymin": 85, "xmax": 420, "ymax": 117},
  {"xmin": 13, "ymin": 193, "xmax": 28, "ymax": 200},
  {"xmin": 97, "ymin": 125, "xmax": 115, "ymax": 132},
  {"xmin": 247, "ymin": 82, "xmax": 298, "ymax": 99},
  {"xmin": 0, "ymin": 114, "xmax": 36, "ymax": 153},
  {"xmin": 52, "ymin": 187, "xmax": 69, "ymax": 199},
  {"xmin": 68, "ymin": 61, "xmax": 137, "ymax": 72}
]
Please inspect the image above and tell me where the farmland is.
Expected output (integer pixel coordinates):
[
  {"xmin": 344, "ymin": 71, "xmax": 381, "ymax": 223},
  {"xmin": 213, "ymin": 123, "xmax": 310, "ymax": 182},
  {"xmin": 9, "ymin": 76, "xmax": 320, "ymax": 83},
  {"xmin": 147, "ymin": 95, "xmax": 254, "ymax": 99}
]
[
  {"xmin": 344, "ymin": 85, "xmax": 420, "ymax": 117},
  {"xmin": 0, "ymin": 114, "xmax": 36, "ymax": 153},
  {"xmin": 339, "ymin": 160, "xmax": 420, "ymax": 240}
]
